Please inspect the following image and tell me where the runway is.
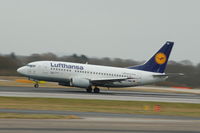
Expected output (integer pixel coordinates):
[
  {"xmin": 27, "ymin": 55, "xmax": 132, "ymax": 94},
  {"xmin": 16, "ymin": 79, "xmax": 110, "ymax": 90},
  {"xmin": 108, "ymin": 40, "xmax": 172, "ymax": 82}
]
[
  {"xmin": 0, "ymin": 118, "xmax": 200, "ymax": 133},
  {"xmin": 0, "ymin": 86, "xmax": 200, "ymax": 103}
]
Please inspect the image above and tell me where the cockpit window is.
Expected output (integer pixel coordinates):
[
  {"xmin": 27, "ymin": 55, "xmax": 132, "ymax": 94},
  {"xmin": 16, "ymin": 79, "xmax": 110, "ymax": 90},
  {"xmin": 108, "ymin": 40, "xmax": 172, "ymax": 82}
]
[{"xmin": 26, "ymin": 64, "xmax": 36, "ymax": 68}]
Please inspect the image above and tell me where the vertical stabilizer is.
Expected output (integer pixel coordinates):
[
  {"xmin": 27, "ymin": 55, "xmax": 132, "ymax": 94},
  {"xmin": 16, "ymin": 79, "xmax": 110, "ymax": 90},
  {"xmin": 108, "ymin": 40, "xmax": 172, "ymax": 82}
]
[{"xmin": 128, "ymin": 41, "xmax": 174, "ymax": 73}]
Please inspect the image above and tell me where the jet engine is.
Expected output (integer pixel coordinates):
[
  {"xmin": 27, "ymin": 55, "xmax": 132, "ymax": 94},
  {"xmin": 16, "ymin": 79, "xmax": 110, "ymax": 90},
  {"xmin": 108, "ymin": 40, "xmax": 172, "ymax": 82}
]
[{"xmin": 70, "ymin": 78, "xmax": 91, "ymax": 88}]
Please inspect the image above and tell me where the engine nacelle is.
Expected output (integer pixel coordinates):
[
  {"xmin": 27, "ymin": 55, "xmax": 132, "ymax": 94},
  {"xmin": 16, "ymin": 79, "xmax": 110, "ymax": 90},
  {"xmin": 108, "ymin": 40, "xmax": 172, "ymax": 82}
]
[{"xmin": 70, "ymin": 78, "xmax": 91, "ymax": 88}]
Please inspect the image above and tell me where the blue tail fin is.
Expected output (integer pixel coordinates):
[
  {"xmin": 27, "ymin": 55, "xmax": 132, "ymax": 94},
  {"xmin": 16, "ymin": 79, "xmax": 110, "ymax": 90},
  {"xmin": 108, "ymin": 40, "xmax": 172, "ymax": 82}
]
[{"xmin": 128, "ymin": 41, "xmax": 174, "ymax": 73}]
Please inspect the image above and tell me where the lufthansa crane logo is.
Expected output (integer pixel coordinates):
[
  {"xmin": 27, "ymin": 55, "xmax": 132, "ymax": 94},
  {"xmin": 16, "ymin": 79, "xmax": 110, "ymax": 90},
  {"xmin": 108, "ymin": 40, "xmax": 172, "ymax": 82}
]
[{"xmin": 155, "ymin": 53, "xmax": 167, "ymax": 64}]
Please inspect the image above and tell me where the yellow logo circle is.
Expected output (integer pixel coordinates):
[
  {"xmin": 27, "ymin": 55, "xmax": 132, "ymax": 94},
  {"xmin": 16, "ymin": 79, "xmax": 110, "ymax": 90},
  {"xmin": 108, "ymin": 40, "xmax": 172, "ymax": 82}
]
[{"xmin": 155, "ymin": 53, "xmax": 167, "ymax": 64}]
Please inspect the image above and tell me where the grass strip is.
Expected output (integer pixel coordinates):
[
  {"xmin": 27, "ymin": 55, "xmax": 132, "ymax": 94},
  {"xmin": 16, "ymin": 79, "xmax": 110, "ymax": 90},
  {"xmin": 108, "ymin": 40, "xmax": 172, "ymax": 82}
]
[
  {"xmin": 0, "ymin": 96, "xmax": 199, "ymax": 117},
  {"xmin": 0, "ymin": 113, "xmax": 80, "ymax": 119}
]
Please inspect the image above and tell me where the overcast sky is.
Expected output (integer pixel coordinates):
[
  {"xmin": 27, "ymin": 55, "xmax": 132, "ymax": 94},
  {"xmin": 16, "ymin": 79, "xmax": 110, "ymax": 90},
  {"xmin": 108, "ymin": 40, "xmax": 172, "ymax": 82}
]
[{"xmin": 0, "ymin": 0, "xmax": 199, "ymax": 64}]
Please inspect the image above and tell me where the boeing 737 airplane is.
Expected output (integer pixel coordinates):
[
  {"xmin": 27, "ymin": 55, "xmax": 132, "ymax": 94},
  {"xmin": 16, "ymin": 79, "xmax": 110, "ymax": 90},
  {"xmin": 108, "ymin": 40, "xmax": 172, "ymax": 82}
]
[{"xmin": 17, "ymin": 41, "xmax": 176, "ymax": 93}]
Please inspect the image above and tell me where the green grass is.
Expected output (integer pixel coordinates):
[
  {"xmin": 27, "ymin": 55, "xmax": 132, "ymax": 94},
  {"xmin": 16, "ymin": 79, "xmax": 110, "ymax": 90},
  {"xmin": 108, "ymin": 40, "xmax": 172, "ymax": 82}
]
[
  {"xmin": 0, "ymin": 113, "xmax": 80, "ymax": 119},
  {"xmin": 0, "ymin": 96, "xmax": 200, "ymax": 117}
]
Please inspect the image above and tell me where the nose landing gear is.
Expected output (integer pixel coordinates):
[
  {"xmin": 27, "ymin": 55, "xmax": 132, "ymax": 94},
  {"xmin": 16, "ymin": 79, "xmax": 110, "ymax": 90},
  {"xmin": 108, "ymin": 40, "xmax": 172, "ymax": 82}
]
[{"xmin": 34, "ymin": 83, "xmax": 39, "ymax": 88}]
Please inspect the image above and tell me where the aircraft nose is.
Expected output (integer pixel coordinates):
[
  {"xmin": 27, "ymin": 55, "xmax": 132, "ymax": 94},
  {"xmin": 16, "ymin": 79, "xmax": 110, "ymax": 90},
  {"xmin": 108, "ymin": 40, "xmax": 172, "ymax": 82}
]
[{"xmin": 17, "ymin": 66, "xmax": 25, "ymax": 74}]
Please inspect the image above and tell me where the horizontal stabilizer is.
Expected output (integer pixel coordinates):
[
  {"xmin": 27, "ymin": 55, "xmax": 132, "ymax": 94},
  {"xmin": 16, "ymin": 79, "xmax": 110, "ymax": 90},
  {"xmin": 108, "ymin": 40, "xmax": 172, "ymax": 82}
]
[
  {"xmin": 153, "ymin": 73, "xmax": 184, "ymax": 78},
  {"xmin": 152, "ymin": 74, "xmax": 168, "ymax": 78},
  {"xmin": 166, "ymin": 73, "xmax": 184, "ymax": 77}
]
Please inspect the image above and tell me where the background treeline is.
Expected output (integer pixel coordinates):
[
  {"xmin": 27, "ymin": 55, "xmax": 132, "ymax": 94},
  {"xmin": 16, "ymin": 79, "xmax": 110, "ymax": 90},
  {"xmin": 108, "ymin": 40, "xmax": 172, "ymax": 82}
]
[{"xmin": 0, "ymin": 52, "xmax": 199, "ymax": 88}]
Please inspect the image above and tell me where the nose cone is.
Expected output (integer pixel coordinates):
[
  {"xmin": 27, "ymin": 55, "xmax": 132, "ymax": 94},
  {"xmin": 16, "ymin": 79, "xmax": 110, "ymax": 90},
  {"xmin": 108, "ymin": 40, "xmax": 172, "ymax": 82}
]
[{"xmin": 17, "ymin": 66, "xmax": 25, "ymax": 75}]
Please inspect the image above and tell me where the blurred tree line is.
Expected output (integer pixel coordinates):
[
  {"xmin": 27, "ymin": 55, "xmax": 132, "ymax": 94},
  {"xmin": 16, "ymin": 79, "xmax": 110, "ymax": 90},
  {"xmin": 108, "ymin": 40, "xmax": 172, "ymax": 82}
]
[{"xmin": 0, "ymin": 52, "xmax": 199, "ymax": 88}]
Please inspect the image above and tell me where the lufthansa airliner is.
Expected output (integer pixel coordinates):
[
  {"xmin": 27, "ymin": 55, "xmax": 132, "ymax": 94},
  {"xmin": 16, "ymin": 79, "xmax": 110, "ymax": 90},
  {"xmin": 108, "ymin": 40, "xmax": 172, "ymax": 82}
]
[{"xmin": 17, "ymin": 42, "xmax": 175, "ymax": 93}]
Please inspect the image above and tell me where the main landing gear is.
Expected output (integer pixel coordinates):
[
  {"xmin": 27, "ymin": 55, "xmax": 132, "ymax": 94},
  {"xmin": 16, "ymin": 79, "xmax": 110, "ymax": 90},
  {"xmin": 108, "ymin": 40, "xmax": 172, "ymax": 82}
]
[
  {"xmin": 86, "ymin": 87, "xmax": 92, "ymax": 93},
  {"xmin": 94, "ymin": 87, "xmax": 100, "ymax": 93},
  {"xmin": 86, "ymin": 86, "xmax": 100, "ymax": 93}
]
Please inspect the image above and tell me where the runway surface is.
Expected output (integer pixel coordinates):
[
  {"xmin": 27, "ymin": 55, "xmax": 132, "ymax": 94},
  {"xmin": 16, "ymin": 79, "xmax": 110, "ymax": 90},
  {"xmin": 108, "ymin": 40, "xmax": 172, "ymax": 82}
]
[
  {"xmin": 1, "ymin": 118, "xmax": 200, "ymax": 133},
  {"xmin": 0, "ymin": 86, "xmax": 200, "ymax": 103}
]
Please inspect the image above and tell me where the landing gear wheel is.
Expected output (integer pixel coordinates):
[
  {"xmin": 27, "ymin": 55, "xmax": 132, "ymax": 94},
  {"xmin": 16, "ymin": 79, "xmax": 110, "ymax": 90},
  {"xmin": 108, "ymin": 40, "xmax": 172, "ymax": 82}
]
[
  {"xmin": 94, "ymin": 87, "xmax": 100, "ymax": 93},
  {"xmin": 34, "ymin": 84, "xmax": 39, "ymax": 88},
  {"xmin": 86, "ymin": 87, "xmax": 92, "ymax": 93}
]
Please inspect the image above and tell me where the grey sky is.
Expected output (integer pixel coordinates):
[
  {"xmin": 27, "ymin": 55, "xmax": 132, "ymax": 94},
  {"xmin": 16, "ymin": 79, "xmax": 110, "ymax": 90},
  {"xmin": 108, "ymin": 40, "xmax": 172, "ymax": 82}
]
[{"xmin": 0, "ymin": 0, "xmax": 199, "ymax": 64}]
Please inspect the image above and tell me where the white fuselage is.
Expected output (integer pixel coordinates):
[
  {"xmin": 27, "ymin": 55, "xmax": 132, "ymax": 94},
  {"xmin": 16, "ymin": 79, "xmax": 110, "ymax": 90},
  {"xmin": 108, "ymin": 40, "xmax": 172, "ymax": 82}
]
[{"xmin": 17, "ymin": 61, "xmax": 167, "ymax": 88}]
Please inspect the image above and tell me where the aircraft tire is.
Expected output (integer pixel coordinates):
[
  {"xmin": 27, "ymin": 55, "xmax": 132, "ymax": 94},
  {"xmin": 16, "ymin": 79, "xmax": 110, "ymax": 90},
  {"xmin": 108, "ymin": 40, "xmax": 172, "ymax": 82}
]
[
  {"xmin": 86, "ymin": 87, "xmax": 92, "ymax": 93},
  {"xmin": 94, "ymin": 87, "xmax": 100, "ymax": 93},
  {"xmin": 34, "ymin": 84, "xmax": 39, "ymax": 88}
]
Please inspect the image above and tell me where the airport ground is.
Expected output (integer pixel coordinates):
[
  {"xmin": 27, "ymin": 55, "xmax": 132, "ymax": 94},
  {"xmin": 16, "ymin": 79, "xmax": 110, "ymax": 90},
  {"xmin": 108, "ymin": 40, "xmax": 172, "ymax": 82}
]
[
  {"xmin": 0, "ymin": 76, "xmax": 200, "ymax": 132},
  {"xmin": 1, "ymin": 118, "xmax": 200, "ymax": 133}
]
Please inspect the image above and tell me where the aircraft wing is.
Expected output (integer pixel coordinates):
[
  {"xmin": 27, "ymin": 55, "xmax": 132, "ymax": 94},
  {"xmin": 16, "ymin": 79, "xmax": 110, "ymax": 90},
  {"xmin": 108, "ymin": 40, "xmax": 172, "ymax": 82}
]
[{"xmin": 90, "ymin": 77, "xmax": 132, "ymax": 86}]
